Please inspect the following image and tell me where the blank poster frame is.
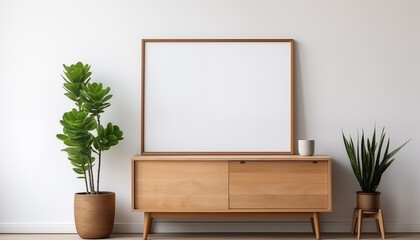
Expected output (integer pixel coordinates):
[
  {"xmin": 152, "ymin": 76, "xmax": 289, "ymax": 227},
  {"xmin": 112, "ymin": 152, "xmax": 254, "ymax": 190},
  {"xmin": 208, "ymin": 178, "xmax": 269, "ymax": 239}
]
[{"xmin": 141, "ymin": 39, "xmax": 294, "ymax": 155}]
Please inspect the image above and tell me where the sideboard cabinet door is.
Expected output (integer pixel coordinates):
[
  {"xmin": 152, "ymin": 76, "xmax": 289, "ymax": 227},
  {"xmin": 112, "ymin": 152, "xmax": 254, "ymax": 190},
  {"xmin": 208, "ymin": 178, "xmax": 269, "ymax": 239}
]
[
  {"xmin": 133, "ymin": 161, "xmax": 228, "ymax": 211},
  {"xmin": 229, "ymin": 161, "xmax": 330, "ymax": 210}
]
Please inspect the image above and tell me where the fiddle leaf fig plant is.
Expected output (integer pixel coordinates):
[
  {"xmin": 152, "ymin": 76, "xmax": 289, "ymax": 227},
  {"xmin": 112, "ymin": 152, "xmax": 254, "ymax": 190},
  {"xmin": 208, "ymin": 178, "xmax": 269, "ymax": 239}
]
[
  {"xmin": 57, "ymin": 62, "xmax": 123, "ymax": 194},
  {"xmin": 342, "ymin": 127, "xmax": 409, "ymax": 193}
]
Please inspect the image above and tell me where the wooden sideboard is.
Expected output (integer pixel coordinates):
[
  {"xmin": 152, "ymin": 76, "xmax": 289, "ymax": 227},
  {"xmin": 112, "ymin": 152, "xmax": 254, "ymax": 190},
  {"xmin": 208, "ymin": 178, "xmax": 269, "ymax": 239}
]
[{"xmin": 131, "ymin": 155, "xmax": 332, "ymax": 240}]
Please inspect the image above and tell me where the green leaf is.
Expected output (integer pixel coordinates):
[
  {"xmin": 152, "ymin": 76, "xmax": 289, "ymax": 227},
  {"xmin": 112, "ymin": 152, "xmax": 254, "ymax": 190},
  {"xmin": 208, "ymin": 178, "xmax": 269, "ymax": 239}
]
[
  {"xmin": 56, "ymin": 134, "xmax": 68, "ymax": 141},
  {"xmin": 73, "ymin": 168, "xmax": 85, "ymax": 175},
  {"xmin": 58, "ymin": 61, "xmax": 124, "ymax": 193},
  {"xmin": 342, "ymin": 126, "xmax": 410, "ymax": 192}
]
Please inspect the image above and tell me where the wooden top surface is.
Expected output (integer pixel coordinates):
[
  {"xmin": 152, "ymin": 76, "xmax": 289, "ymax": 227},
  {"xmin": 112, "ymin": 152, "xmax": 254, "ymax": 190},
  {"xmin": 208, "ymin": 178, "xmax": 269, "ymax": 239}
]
[{"xmin": 132, "ymin": 154, "xmax": 331, "ymax": 161}]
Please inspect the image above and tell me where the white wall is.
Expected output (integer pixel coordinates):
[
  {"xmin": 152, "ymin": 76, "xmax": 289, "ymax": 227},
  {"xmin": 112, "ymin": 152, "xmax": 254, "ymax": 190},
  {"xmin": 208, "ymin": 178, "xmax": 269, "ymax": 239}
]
[{"xmin": 1, "ymin": 0, "xmax": 419, "ymax": 234}]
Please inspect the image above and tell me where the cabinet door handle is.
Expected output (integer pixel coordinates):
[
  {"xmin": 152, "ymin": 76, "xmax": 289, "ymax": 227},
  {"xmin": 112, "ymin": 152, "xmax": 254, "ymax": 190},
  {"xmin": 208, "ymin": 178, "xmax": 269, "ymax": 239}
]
[{"xmin": 240, "ymin": 161, "xmax": 246, "ymax": 164}]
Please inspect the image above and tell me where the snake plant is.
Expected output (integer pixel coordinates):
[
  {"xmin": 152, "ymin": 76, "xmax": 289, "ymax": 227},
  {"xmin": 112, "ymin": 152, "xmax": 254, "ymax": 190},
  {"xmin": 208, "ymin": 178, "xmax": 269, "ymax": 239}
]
[
  {"xmin": 342, "ymin": 127, "xmax": 409, "ymax": 193},
  {"xmin": 57, "ymin": 62, "xmax": 123, "ymax": 194}
]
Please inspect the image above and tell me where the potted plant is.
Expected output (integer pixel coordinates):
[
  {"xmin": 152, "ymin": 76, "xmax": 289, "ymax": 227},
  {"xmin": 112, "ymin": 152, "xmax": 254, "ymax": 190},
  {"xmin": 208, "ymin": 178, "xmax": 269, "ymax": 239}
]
[
  {"xmin": 57, "ymin": 62, "xmax": 123, "ymax": 239},
  {"xmin": 342, "ymin": 126, "xmax": 409, "ymax": 210}
]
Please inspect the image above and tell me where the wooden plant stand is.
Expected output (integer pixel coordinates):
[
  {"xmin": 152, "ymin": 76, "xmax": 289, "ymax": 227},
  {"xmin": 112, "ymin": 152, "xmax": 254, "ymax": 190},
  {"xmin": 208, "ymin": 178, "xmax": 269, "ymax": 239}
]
[{"xmin": 351, "ymin": 208, "xmax": 386, "ymax": 239}]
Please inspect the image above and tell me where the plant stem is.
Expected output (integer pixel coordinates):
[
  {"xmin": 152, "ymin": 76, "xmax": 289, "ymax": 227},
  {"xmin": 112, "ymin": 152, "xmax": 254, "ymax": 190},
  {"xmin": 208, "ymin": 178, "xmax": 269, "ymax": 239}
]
[
  {"xmin": 86, "ymin": 165, "xmax": 92, "ymax": 193},
  {"xmin": 87, "ymin": 154, "xmax": 95, "ymax": 194},
  {"xmin": 96, "ymin": 115, "xmax": 101, "ymax": 194},
  {"xmin": 97, "ymin": 149, "xmax": 102, "ymax": 194},
  {"xmin": 83, "ymin": 166, "xmax": 89, "ymax": 194},
  {"xmin": 90, "ymin": 166, "xmax": 95, "ymax": 194}
]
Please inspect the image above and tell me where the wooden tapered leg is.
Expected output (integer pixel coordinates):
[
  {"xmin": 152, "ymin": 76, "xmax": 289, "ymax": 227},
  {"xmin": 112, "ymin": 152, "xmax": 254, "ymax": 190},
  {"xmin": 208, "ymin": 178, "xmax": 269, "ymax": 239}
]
[
  {"xmin": 143, "ymin": 212, "xmax": 152, "ymax": 240},
  {"xmin": 312, "ymin": 212, "xmax": 321, "ymax": 240},
  {"xmin": 357, "ymin": 209, "xmax": 363, "ymax": 239},
  {"xmin": 310, "ymin": 217, "xmax": 315, "ymax": 234},
  {"xmin": 375, "ymin": 219, "xmax": 381, "ymax": 237},
  {"xmin": 377, "ymin": 209, "xmax": 386, "ymax": 239},
  {"xmin": 148, "ymin": 217, "xmax": 153, "ymax": 234},
  {"xmin": 351, "ymin": 209, "xmax": 358, "ymax": 235}
]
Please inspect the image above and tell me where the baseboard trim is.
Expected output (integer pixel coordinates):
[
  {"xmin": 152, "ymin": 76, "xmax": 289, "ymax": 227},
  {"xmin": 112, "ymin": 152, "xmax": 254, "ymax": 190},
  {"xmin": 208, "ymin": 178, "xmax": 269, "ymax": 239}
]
[
  {"xmin": 1, "ymin": 221, "xmax": 420, "ymax": 234},
  {"xmin": 0, "ymin": 224, "xmax": 76, "ymax": 233}
]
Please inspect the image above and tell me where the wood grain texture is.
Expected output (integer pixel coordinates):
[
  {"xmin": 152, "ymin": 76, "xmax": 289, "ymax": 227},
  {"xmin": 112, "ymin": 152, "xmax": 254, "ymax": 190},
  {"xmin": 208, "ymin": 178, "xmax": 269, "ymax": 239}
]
[
  {"xmin": 229, "ymin": 161, "xmax": 329, "ymax": 210},
  {"xmin": 132, "ymin": 155, "xmax": 332, "ymax": 240},
  {"xmin": 133, "ymin": 161, "xmax": 228, "ymax": 211}
]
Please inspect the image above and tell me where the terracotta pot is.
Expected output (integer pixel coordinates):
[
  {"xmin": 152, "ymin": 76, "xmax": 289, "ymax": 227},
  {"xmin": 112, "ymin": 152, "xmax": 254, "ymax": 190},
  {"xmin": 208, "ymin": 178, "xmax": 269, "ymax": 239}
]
[
  {"xmin": 356, "ymin": 191, "xmax": 380, "ymax": 211},
  {"xmin": 74, "ymin": 191, "xmax": 115, "ymax": 239}
]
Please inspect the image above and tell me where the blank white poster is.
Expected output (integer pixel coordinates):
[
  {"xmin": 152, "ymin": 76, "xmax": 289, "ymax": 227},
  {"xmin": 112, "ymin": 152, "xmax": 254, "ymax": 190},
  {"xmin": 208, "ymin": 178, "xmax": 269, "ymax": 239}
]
[{"xmin": 142, "ymin": 39, "xmax": 293, "ymax": 154}]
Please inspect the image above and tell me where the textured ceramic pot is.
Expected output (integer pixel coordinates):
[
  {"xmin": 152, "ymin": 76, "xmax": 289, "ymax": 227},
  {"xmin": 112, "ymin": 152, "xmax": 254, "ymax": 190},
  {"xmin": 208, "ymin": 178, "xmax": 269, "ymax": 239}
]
[{"xmin": 74, "ymin": 191, "xmax": 115, "ymax": 239}]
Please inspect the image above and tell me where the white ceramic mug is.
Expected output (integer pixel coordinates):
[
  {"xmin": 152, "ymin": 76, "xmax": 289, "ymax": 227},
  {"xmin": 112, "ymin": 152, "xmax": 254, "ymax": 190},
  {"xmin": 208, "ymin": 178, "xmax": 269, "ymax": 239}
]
[{"xmin": 298, "ymin": 140, "xmax": 315, "ymax": 156}]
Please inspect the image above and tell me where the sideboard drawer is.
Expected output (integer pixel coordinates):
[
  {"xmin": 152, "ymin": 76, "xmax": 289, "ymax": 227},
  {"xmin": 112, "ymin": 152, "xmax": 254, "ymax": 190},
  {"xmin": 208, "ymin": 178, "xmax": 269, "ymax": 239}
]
[
  {"xmin": 133, "ymin": 161, "xmax": 228, "ymax": 211},
  {"xmin": 229, "ymin": 161, "xmax": 330, "ymax": 210}
]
